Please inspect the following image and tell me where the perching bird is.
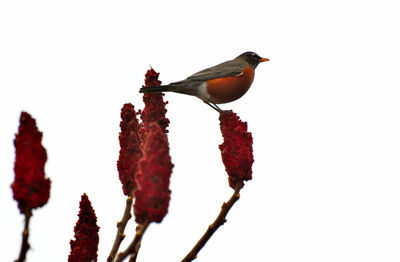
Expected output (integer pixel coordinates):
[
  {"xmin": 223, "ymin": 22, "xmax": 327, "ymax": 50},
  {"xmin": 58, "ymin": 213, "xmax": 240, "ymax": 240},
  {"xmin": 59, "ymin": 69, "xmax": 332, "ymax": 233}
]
[{"xmin": 139, "ymin": 51, "xmax": 269, "ymax": 112}]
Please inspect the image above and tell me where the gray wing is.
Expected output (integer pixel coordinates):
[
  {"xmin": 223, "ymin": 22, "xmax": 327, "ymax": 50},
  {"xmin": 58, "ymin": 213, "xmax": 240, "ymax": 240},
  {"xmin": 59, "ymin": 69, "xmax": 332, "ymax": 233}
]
[{"xmin": 172, "ymin": 59, "xmax": 247, "ymax": 84}]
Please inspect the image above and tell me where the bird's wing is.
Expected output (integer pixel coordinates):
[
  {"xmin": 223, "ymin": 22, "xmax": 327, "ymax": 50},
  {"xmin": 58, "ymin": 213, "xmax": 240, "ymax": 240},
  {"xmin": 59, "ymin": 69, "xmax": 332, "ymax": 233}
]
[{"xmin": 172, "ymin": 59, "xmax": 247, "ymax": 84}]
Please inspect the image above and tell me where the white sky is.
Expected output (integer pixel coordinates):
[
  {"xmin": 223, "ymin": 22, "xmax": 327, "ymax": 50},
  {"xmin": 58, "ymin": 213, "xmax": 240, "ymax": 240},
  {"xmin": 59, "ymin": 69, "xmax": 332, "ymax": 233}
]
[{"xmin": 1, "ymin": 1, "xmax": 400, "ymax": 261}]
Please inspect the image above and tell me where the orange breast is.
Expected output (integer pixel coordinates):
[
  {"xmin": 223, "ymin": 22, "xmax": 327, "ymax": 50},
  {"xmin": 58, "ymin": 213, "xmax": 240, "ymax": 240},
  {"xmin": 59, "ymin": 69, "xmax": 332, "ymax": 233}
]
[{"xmin": 206, "ymin": 66, "xmax": 255, "ymax": 104}]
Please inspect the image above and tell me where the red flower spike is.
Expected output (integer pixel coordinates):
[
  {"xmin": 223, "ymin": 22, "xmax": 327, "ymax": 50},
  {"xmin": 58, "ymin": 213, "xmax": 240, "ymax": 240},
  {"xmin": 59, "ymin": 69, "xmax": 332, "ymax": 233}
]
[
  {"xmin": 219, "ymin": 111, "xmax": 254, "ymax": 189},
  {"xmin": 117, "ymin": 103, "xmax": 142, "ymax": 196},
  {"xmin": 69, "ymin": 193, "xmax": 100, "ymax": 262},
  {"xmin": 11, "ymin": 112, "xmax": 51, "ymax": 214},
  {"xmin": 134, "ymin": 123, "xmax": 173, "ymax": 224},
  {"xmin": 139, "ymin": 68, "xmax": 170, "ymax": 140}
]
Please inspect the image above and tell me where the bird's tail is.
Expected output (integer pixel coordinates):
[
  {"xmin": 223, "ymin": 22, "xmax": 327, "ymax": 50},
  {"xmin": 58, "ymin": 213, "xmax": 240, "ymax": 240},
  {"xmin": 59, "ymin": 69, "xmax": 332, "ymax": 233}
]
[{"xmin": 139, "ymin": 85, "xmax": 176, "ymax": 93}]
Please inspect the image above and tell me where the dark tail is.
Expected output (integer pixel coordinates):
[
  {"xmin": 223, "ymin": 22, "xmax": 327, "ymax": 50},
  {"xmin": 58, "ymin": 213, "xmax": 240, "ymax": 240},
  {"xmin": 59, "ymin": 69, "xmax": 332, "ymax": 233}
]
[{"xmin": 139, "ymin": 85, "xmax": 176, "ymax": 93}]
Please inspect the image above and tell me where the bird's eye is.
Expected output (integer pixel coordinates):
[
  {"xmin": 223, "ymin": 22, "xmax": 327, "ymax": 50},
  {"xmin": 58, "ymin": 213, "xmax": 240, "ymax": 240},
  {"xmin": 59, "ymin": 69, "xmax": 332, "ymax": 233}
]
[{"xmin": 252, "ymin": 53, "xmax": 259, "ymax": 59}]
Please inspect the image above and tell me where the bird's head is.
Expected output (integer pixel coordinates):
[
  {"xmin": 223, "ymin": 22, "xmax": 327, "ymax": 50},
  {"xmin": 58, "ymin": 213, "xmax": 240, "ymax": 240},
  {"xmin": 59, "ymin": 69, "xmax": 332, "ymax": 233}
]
[{"xmin": 236, "ymin": 51, "xmax": 269, "ymax": 69}]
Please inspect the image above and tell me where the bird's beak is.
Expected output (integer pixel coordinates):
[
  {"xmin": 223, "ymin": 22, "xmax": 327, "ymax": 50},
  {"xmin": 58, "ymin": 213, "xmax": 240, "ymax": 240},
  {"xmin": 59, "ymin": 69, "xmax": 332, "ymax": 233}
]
[{"xmin": 259, "ymin": 58, "xmax": 270, "ymax": 62}]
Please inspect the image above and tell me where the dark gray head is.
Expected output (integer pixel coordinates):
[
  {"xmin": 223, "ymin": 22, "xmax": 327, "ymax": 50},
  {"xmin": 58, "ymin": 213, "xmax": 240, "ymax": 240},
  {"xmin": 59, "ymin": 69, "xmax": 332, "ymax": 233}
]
[{"xmin": 235, "ymin": 51, "xmax": 269, "ymax": 69}]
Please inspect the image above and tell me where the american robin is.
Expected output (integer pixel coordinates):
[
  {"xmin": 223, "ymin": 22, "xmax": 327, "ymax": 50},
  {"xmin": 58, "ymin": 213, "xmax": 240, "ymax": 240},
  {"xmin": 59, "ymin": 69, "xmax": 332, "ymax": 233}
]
[{"xmin": 139, "ymin": 51, "xmax": 269, "ymax": 112}]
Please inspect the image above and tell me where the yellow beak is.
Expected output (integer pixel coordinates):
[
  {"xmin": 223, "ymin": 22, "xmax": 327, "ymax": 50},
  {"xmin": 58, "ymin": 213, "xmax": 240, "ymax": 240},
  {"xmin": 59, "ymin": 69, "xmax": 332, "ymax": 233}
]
[{"xmin": 259, "ymin": 58, "xmax": 270, "ymax": 62}]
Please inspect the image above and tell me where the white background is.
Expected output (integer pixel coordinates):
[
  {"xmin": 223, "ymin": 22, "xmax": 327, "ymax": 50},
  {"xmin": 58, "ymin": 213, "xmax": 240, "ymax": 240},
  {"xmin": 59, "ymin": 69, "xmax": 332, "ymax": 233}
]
[{"xmin": 1, "ymin": 1, "xmax": 400, "ymax": 261}]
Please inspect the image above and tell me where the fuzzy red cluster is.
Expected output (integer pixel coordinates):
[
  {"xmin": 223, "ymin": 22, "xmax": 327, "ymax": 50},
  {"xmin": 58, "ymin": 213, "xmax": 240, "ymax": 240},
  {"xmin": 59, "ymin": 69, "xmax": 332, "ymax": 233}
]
[
  {"xmin": 139, "ymin": 68, "xmax": 170, "ymax": 139},
  {"xmin": 117, "ymin": 103, "xmax": 142, "ymax": 196},
  {"xmin": 69, "ymin": 194, "xmax": 100, "ymax": 262},
  {"xmin": 134, "ymin": 123, "xmax": 173, "ymax": 224},
  {"xmin": 219, "ymin": 111, "xmax": 254, "ymax": 189},
  {"xmin": 11, "ymin": 112, "xmax": 51, "ymax": 214}
]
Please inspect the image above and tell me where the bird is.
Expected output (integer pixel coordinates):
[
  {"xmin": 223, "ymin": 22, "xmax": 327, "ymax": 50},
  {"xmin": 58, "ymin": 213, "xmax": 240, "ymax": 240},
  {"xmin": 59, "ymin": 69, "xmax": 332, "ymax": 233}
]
[{"xmin": 139, "ymin": 51, "xmax": 269, "ymax": 112}]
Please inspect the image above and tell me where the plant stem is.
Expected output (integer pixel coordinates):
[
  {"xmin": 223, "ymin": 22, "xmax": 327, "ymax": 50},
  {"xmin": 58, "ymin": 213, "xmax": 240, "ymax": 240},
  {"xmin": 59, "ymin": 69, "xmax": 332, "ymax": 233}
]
[
  {"xmin": 181, "ymin": 181, "xmax": 243, "ymax": 262},
  {"xmin": 107, "ymin": 195, "xmax": 134, "ymax": 262},
  {"xmin": 115, "ymin": 220, "xmax": 150, "ymax": 262},
  {"xmin": 127, "ymin": 239, "xmax": 142, "ymax": 262},
  {"xmin": 15, "ymin": 210, "xmax": 32, "ymax": 262}
]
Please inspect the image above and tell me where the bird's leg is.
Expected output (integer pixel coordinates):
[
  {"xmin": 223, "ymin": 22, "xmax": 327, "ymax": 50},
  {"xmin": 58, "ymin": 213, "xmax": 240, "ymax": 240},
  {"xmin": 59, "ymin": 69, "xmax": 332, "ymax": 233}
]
[
  {"xmin": 204, "ymin": 101, "xmax": 222, "ymax": 113},
  {"xmin": 213, "ymin": 103, "xmax": 223, "ymax": 112}
]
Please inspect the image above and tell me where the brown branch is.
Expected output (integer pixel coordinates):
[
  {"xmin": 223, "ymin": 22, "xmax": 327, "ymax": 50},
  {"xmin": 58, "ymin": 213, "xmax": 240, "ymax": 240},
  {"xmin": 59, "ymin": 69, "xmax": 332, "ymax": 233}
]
[
  {"xmin": 127, "ymin": 238, "xmax": 142, "ymax": 262},
  {"xmin": 107, "ymin": 195, "xmax": 134, "ymax": 262},
  {"xmin": 115, "ymin": 220, "xmax": 150, "ymax": 262},
  {"xmin": 181, "ymin": 181, "xmax": 244, "ymax": 262},
  {"xmin": 15, "ymin": 210, "xmax": 32, "ymax": 262}
]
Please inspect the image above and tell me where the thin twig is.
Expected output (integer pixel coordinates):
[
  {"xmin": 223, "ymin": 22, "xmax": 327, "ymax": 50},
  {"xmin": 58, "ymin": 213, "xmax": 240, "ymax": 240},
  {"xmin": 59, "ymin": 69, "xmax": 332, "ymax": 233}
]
[
  {"xmin": 127, "ymin": 238, "xmax": 142, "ymax": 262},
  {"xmin": 115, "ymin": 220, "xmax": 150, "ymax": 262},
  {"xmin": 15, "ymin": 210, "xmax": 32, "ymax": 262},
  {"xmin": 181, "ymin": 181, "xmax": 244, "ymax": 262},
  {"xmin": 107, "ymin": 195, "xmax": 134, "ymax": 262}
]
